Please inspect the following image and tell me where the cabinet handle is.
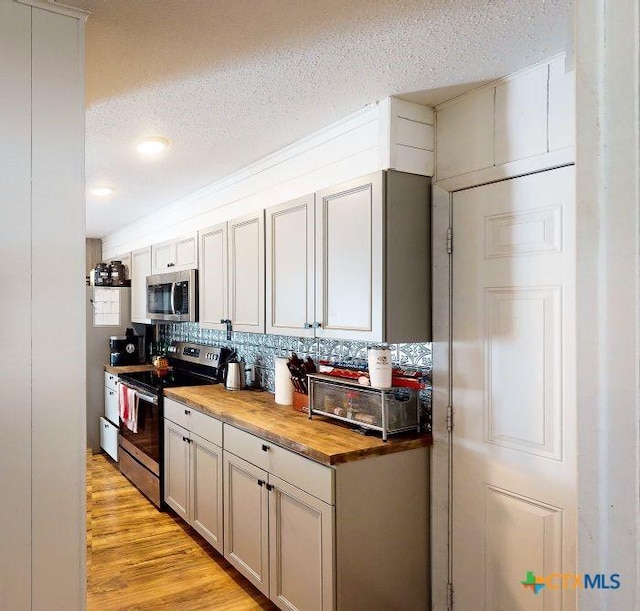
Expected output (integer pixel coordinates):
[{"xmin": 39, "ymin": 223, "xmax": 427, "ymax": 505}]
[
  {"xmin": 313, "ymin": 322, "xmax": 322, "ymax": 328},
  {"xmin": 262, "ymin": 444, "xmax": 270, "ymax": 452},
  {"xmin": 303, "ymin": 323, "xmax": 312, "ymax": 329},
  {"xmin": 257, "ymin": 479, "xmax": 264, "ymax": 487},
  {"xmin": 109, "ymin": 391, "xmax": 114, "ymax": 396},
  {"xmin": 182, "ymin": 436, "xmax": 187, "ymax": 442},
  {"xmin": 104, "ymin": 423, "xmax": 109, "ymax": 428},
  {"xmin": 266, "ymin": 483, "xmax": 274, "ymax": 492},
  {"xmin": 184, "ymin": 409, "xmax": 191, "ymax": 415}
]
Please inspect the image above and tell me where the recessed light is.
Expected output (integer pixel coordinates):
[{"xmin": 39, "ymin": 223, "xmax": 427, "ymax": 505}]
[
  {"xmin": 91, "ymin": 186, "xmax": 116, "ymax": 196},
  {"xmin": 137, "ymin": 136, "xmax": 170, "ymax": 155}
]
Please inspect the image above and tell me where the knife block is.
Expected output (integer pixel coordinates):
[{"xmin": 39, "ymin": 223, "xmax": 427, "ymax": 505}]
[{"xmin": 292, "ymin": 391, "xmax": 308, "ymax": 413}]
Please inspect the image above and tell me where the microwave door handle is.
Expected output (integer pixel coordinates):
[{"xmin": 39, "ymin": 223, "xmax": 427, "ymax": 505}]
[{"xmin": 170, "ymin": 282, "xmax": 177, "ymax": 315}]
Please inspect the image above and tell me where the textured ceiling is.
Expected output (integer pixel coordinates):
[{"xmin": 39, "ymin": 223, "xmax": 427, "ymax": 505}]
[{"xmin": 68, "ymin": 0, "xmax": 573, "ymax": 238}]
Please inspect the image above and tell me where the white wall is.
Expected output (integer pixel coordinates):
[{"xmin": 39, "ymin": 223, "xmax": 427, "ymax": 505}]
[
  {"xmin": 575, "ymin": 1, "xmax": 640, "ymax": 608},
  {"xmin": 0, "ymin": 1, "xmax": 86, "ymax": 609}
]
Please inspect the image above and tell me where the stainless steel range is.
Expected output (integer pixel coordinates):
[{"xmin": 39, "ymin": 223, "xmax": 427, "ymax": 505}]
[{"xmin": 117, "ymin": 341, "xmax": 230, "ymax": 508}]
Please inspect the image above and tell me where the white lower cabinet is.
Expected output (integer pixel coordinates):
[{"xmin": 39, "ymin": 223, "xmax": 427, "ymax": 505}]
[
  {"xmin": 99, "ymin": 417, "xmax": 119, "ymax": 461},
  {"xmin": 223, "ymin": 424, "xmax": 335, "ymax": 611},
  {"xmin": 164, "ymin": 411, "xmax": 224, "ymax": 554}
]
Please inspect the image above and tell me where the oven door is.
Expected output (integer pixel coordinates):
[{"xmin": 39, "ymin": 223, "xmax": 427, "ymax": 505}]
[
  {"xmin": 146, "ymin": 270, "xmax": 197, "ymax": 322},
  {"xmin": 118, "ymin": 385, "xmax": 160, "ymax": 474}
]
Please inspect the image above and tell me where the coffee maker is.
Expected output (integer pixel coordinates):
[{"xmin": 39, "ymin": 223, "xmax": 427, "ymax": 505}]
[{"xmin": 109, "ymin": 328, "xmax": 143, "ymax": 366}]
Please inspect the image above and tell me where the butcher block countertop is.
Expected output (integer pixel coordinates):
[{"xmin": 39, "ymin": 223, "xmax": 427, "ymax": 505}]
[
  {"xmin": 164, "ymin": 385, "xmax": 431, "ymax": 466},
  {"xmin": 104, "ymin": 364, "xmax": 157, "ymax": 374}
]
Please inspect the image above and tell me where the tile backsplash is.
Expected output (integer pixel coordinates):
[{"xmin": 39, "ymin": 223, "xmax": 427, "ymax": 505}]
[{"xmin": 159, "ymin": 324, "xmax": 432, "ymax": 432}]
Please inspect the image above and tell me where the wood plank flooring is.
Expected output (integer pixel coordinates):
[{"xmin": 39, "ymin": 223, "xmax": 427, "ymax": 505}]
[{"xmin": 87, "ymin": 453, "xmax": 275, "ymax": 610}]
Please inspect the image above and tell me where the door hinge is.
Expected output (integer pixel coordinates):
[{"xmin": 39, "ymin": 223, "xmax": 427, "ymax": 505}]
[
  {"xmin": 447, "ymin": 404, "xmax": 454, "ymax": 432},
  {"xmin": 447, "ymin": 581, "xmax": 454, "ymax": 609},
  {"xmin": 446, "ymin": 227, "xmax": 453, "ymax": 255}
]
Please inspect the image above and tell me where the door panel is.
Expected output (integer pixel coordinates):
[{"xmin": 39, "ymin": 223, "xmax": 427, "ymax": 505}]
[
  {"xmin": 452, "ymin": 166, "xmax": 575, "ymax": 610},
  {"xmin": 163, "ymin": 420, "xmax": 189, "ymax": 521},
  {"xmin": 266, "ymin": 195, "xmax": 315, "ymax": 336},
  {"xmin": 228, "ymin": 212, "xmax": 265, "ymax": 333},
  {"xmin": 199, "ymin": 223, "xmax": 228, "ymax": 330},
  {"xmin": 269, "ymin": 475, "xmax": 334, "ymax": 611},
  {"xmin": 190, "ymin": 434, "xmax": 223, "ymax": 554},
  {"xmin": 223, "ymin": 451, "xmax": 269, "ymax": 595},
  {"xmin": 315, "ymin": 173, "xmax": 383, "ymax": 340}
]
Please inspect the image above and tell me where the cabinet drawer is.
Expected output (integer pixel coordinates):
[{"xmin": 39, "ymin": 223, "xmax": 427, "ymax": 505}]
[
  {"xmin": 164, "ymin": 397, "xmax": 222, "ymax": 446},
  {"xmin": 189, "ymin": 408, "xmax": 222, "ymax": 446},
  {"xmin": 224, "ymin": 424, "xmax": 334, "ymax": 505},
  {"xmin": 100, "ymin": 417, "xmax": 119, "ymax": 461},
  {"xmin": 104, "ymin": 371, "xmax": 119, "ymax": 393}
]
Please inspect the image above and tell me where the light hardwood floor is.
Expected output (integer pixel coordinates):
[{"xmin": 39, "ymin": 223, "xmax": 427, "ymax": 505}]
[{"xmin": 87, "ymin": 453, "xmax": 276, "ymax": 610}]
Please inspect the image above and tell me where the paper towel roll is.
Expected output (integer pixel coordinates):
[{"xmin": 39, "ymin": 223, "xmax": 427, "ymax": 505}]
[
  {"xmin": 275, "ymin": 357, "xmax": 294, "ymax": 405},
  {"xmin": 368, "ymin": 346, "xmax": 392, "ymax": 389}
]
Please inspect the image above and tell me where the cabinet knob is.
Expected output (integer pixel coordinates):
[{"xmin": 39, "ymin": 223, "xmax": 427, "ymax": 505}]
[
  {"xmin": 184, "ymin": 409, "xmax": 191, "ymax": 415},
  {"xmin": 313, "ymin": 322, "xmax": 322, "ymax": 329},
  {"xmin": 109, "ymin": 391, "xmax": 114, "ymax": 396},
  {"xmin": 257, "ymin": 479, "xmax": 264, "ymax": 487},
  {"xmin": 262, "ymin": 444, "xmax": 270, "ymax": 452},
  {"xmin": 303, "ymin": 323, "xmax": 312, "ymax": 329},
  {"xmin": 266, "ymin": 483, "xmax": 274, "ymax": 492}
]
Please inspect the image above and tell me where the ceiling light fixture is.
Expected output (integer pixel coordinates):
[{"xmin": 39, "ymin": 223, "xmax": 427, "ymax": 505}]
[
  {"xmin": 91, "ymin": 186, "xmax": 116, "ymax": 196},
  {"xmin": 136, "ymin": 136, "xmax": 170, "ymax": 155}
]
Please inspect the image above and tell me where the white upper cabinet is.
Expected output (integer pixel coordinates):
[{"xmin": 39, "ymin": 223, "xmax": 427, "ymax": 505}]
[
  {"xmin": 228, "ymin": 211, "xmax": 265, "ymax": 333},
  {"xmin": 130, "ymin": 246, "xmax": 151, "ymax": 323},
  {"xmin": 199, "ymin": 223, "xmax": 228, "ymax": 330},
  {"xmin": 315, "ymin": 170, "xmax": 431, "ymax": 343},
  {"xmin": 315, "ymin": 174, "xmax": 384, "ymax": 342},
  {"xmin": 266, "ymin": 195, "xmax": 315, "ymax": 337},
  {"xmin": 435, "ymin": 55, "xmax": 575, "ymax": 183},
  {"xmin": 151, "ymin": 232, "xmax": 198, "ymax": 274}
]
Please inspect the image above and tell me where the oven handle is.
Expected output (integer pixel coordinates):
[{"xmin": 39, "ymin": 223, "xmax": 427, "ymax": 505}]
[
  {"xmin": 120, "ymin": 382, "xmax": 158, "ymax": 406},
  {"xmin": 170, "ymin": 282, "xmax": 177, "ymax": 315},
  {"xmin": 136, "ymin": 390, "xmax": 158, "ymax": 405}
]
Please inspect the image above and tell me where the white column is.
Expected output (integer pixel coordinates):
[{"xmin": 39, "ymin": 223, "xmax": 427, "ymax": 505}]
[{"xmin": 575, "ymin": 0, "xmax": 640, "ymax": 608}]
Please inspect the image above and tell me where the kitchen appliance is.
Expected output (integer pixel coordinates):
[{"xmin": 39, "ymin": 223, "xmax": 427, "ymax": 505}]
[
  {"xmin": 92, "ymin": 262, "xmax": 111, "ymax": 286},
  {"xmin": 308, "ymin": 373, "xmax": 419, "ymax": 441},
  {"xmin": 109, "ymin": 260, "xmax": 127, "ymax": 286},
  {"xmin": 146, "ymin": 269, "xmax": 198, "ymax": 322},
  {"xmin": 109, "ymin": 330, "xmax": 143, "ymax": 366},
  {"xmin": 86, "ymin": 286, "xmax": 131, "ymax": 454},
  {"xmin": 224, "ymin": 359, "xmax": 248, "ymax": 391},
  {"xmin": 118, "ymin": 341, "xmax": 230, "ymax": 508}
]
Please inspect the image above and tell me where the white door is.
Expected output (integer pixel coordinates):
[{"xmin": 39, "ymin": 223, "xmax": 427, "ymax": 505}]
[
  {"xmin": 131, "ymin": 246, "xmax": 151, "ymax": 323},
  {"xmin": 223, "ymin": 451, "xmax": 270, "ymax": 596},
  {"xmin": 452, "ymin": 167, "xmax": 575, "ymax": 610},
  {"xmin": 151, "ymin": 240, "xmax": 173, "ymax": 274},
  {"xmin": 228, "ymin": 211, "xmax": 265, "ymax": 333},
  {"xmin": 266, "ymin": 195, "xmax": 315, "ymax": 337},
  {"xmin": 199, "ymin": 223, "xmax": 228, "ymax": 330},
  {"xmin": 190, "ymin": 433, "xmax": 224, "ymax": 554},
  {"xmin": 174, "ymin": 233, "xmax": 198, "ymax": 270},
  {"xmin": 164, "ymin": 419, "xmax": 190, "ymax": 522},
  {"xmin": 269, "ymin": 475, "xmax": 334, "ymax": 611},
  {"xmin": 315, "ymin": 172, "xmax": 383, "ymax": 341}
]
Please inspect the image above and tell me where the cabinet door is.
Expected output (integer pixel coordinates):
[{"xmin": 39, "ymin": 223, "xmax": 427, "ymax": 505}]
[
  {"xmin": 199, "ymin": 223, "xmax": 228, "ymax": 330},
  {"xmin": 173, "ymin": 233, "xmax": 198, "ymax": 270},
  {"xmin": 269, "ymin": 475, "xmax": 334, "ymax": 611},
  {"xmin": 315, "ymin": 172, "xmax": 384, "ymax": 341},
  {"xmin": 99, "ymin": 417, "xmax": 119, "ymax": 462},
  {"xmin": 266, "ymin": 195, "xmax": 315, "ymax": 337},
  {"xmin": 223, "ymin": 451, "xmax": 269, "ymax": 596},
  {"xmin": 228, "ymin": 211, "xmax": 265, "ymax": 333},
  {"xmin": 164, "ymin": 419, "xmax": 190, "ymax": 522},
  {"xmin": 104, "ymin": 384, "xmax": 119, "ymax": 425},
  {"xmin": 131, "ymin": 246, "xmax": 151, "ymax": 323},
  {"xmin": 151, "ymin": 240, "xmax": 173, "ymax": 274},
  {"xmin": 190, "ymin": 433, "xmax": 223, "ymax": 554}
]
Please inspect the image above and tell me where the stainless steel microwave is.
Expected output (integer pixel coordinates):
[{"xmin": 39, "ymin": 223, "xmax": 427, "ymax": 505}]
[{"xmin": 146, "ymin": 269, "xmax": 198, "ymax": 322}]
